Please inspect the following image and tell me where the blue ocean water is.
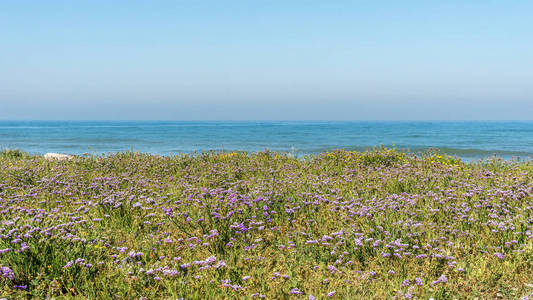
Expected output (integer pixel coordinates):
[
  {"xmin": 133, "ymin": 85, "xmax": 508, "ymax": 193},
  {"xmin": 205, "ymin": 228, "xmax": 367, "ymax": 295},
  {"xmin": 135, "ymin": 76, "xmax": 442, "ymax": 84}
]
[{"xmin": 1, "ymin": 121, "xmax": 532, "ymax": 161}]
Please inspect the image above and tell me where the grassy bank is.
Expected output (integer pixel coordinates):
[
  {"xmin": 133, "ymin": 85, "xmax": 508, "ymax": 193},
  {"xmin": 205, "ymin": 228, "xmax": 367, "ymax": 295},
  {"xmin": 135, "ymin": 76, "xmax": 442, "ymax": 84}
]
[{"xmin": 0, "ymin": 149, "xmax": 532, "ymax": 299}]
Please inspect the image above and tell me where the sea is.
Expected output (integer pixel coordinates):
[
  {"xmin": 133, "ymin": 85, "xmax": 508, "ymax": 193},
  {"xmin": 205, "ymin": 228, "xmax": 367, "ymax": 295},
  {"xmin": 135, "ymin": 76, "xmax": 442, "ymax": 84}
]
[{"xmin": 1, "ymin": 121, "xmax": 532, "ymax": 161}]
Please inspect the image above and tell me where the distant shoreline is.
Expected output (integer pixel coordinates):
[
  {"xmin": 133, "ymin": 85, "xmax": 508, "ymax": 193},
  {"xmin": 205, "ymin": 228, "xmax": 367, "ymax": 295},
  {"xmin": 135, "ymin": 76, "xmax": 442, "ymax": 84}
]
[{"xmin": 1, "ymin": 148, "xmax": 531, "ymax": 163}]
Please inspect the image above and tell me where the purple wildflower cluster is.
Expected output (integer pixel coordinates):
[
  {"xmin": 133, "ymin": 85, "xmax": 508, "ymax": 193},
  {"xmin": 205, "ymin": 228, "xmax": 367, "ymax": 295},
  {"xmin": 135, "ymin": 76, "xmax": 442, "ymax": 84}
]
[{"xmin": 1, "ymin": 266, "xmax": 14, "ymax": 281}]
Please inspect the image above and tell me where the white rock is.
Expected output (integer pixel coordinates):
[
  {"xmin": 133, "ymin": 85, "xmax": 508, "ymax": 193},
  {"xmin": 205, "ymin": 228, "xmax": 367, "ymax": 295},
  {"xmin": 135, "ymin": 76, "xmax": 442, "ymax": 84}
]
[{"xmin": 44, "ymin": 153, "xmax": 73, "ymax": 160}]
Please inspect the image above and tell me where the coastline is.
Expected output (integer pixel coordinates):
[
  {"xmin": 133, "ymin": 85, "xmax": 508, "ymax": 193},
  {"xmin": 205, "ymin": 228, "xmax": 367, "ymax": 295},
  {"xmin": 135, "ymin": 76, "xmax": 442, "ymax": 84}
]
[{"xmin": 1, "ymin": 147, "xmax": 532, "ymax": 163}]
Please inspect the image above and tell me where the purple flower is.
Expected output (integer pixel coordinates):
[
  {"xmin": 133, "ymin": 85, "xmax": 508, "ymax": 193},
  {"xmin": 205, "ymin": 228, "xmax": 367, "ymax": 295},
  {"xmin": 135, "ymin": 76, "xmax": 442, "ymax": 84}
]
[
  {"xmin": 18, "ymin": 243, "xmax": 29, "ymax": 252},
  {"xmin": 405, "ymin": 286, "xmax": 414, "ymax": 299},
  {"xmin": 415, "ymin": 277, "xmax": 424, "ymax": 286},
  {"xmin": 271, "ymin": 272, "xmax": 281, "ymax": 279},
  {"xmin": 180, "ymin": 263, "xmax": 191, "ymax": 269},
  {"xmin": 328, "ymin": 265, "xmax": 339, "ymax": 274},
  {"xmin": 289, "ymin": 288, "xmax": 303, "ymax": 295},
  {"xmin": 494, "ymin": 252, "xmax": 505, "ymax": 259},
  {"xmin": 64, "ymin": 261, "xmax": 74, "ymax": 268},
  {"xmin": 128, "ymin": 251, "xmax": 144, "ymax": 259},
  {"xmin": 63, "ymin": 260, "xmax": 74, "ymax": 268},
  {"xmin": 432, "ymin": 274, "xmax": 447, "ymax": 285},
  {"xmin": 327, "ymin": 290, "xmax": 336, "ymax": 297},
  {"xmin": 1, "ymin": 266, "xmax": 15, "ymax": 281},
  {"xmin": 0, "ymin": 248, "xmax": 12, "ymax": 254},
  {"xmin": 214, "ymin": 260, "xmax": 227, "ymax": 268}
]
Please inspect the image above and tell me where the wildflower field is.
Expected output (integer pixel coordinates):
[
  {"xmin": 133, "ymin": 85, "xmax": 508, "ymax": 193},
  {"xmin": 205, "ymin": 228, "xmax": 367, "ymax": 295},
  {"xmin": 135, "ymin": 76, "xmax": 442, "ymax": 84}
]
[{"xmin": 0, "ymin": 149, "xmax": 532, "ymax": 299}]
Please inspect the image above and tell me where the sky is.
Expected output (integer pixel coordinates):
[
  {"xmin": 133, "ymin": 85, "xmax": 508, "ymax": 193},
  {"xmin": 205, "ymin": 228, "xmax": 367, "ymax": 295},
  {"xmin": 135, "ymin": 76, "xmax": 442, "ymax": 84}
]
[{"xmin": 0, "ymin": 1, "xmax": 532, "ymax": 120}]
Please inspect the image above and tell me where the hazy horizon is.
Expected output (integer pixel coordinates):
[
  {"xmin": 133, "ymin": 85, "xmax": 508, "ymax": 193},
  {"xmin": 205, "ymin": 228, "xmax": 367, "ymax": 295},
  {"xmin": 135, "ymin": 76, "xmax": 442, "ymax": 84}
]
[
  {"xmin": 2, "ymin": 120, "xmax": 533, "ymax": 122},
  {"xmin": 1, "ymin": 1, "xmax": 532, "ymax": 120}
]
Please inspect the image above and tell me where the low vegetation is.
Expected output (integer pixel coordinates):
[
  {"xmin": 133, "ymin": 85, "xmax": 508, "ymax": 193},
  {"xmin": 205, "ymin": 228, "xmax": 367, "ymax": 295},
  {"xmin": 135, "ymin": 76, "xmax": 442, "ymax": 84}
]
[{"xmin": 0, "ymin": 149, "xmax": 532, "ymax": 299}]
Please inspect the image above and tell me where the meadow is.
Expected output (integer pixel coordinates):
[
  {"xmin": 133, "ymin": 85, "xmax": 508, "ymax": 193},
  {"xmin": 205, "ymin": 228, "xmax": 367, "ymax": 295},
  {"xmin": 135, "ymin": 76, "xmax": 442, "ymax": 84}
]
[{"xmin": 0, "ymin": 149, "xmax": 531, "ymax": 299}]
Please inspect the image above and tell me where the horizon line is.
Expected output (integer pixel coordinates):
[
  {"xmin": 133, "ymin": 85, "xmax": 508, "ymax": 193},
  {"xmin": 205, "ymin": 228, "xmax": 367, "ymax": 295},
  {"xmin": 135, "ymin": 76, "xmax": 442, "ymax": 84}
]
[{"xmin": 1, "ymin": 119, "xmax": 533, "ymax": 122}]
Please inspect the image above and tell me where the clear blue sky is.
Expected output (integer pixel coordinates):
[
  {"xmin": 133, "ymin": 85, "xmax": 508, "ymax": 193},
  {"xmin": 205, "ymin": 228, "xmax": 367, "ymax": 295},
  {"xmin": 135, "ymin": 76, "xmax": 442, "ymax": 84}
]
[{"xmin": 1, "ymin": 1, "xmax": 532, "ymax": 120}]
